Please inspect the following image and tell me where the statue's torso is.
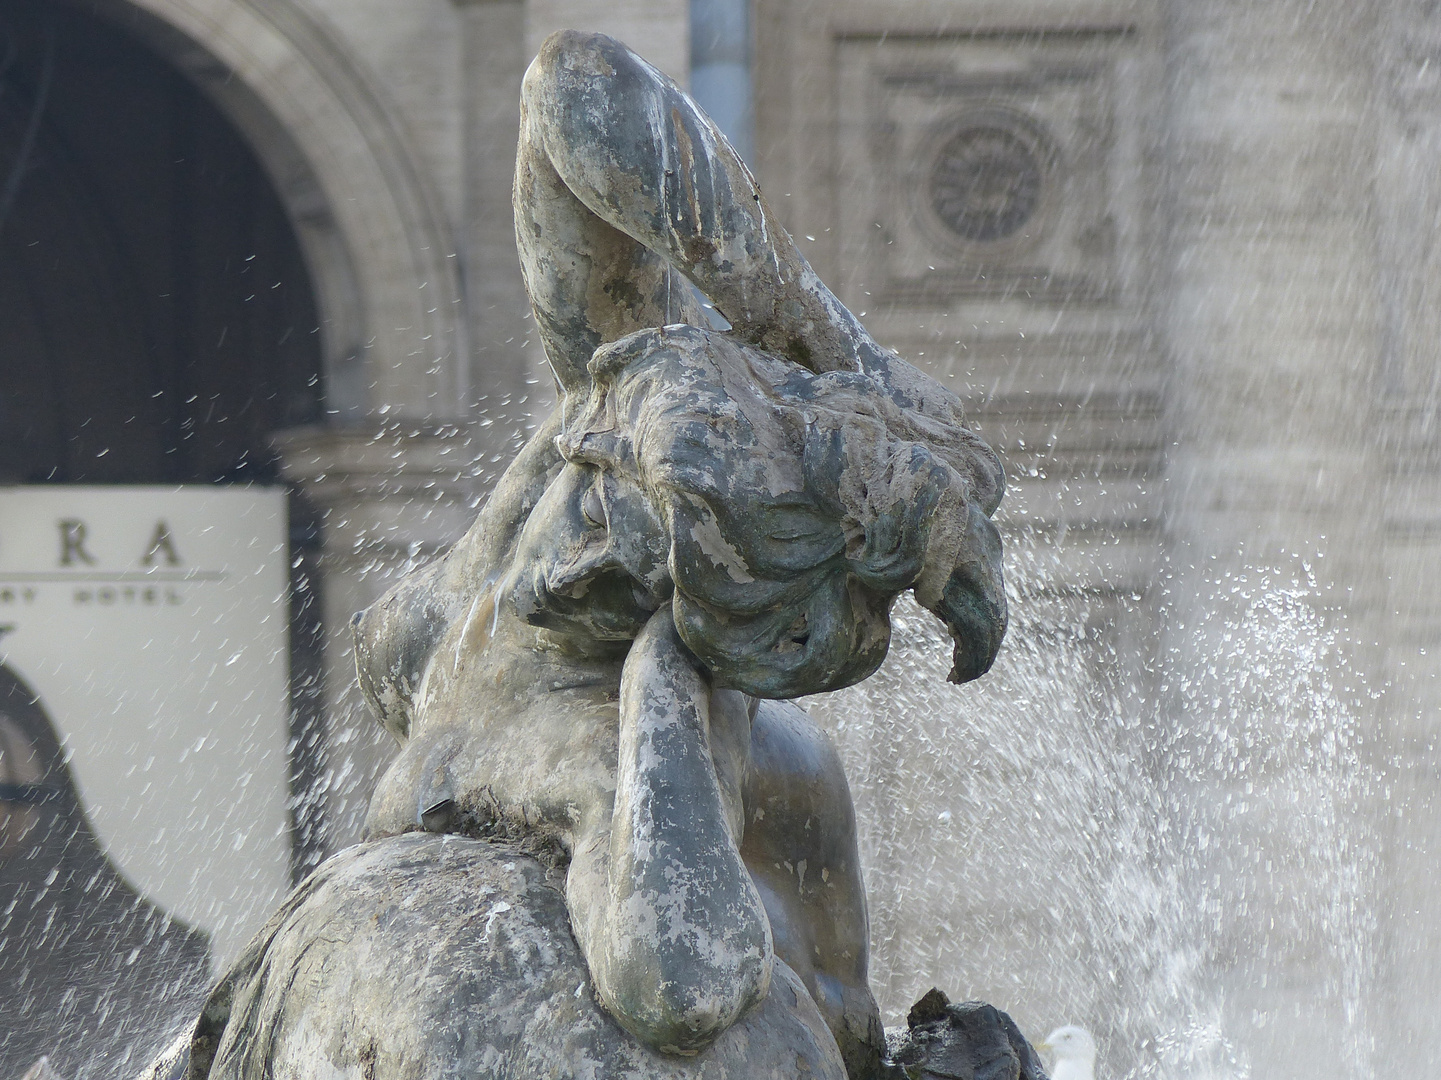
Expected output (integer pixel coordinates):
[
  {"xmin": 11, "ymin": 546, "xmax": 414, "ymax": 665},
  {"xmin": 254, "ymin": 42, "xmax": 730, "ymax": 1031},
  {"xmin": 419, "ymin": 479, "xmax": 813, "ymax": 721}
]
[{"xmin": 364, "ymin": 612, "xmax": 627, "ymax": 845}]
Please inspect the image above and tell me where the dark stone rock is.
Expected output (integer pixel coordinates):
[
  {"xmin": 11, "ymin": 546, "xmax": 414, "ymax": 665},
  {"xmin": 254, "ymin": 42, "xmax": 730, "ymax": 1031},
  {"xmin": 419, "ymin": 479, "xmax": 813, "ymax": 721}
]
[
  {"xmin": 906, "ymin": 988, "xmax": 954, "ymax": 1029},
  {"xmin": 885, "ymin": 989, "xmax": 1049, "ymax": 1080}
]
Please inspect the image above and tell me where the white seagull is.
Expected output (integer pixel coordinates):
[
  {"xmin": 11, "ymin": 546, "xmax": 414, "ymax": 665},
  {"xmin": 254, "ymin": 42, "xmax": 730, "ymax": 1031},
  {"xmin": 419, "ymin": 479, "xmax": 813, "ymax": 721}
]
[{"xmin": 1037, "ymin": 1025, "xmax": 1097, "ymax": 1080}]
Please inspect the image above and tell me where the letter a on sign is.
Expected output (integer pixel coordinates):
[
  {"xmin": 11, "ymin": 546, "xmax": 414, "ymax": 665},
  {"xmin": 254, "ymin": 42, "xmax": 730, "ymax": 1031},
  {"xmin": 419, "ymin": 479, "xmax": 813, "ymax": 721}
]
[{"xmin": 142, "ymin": 520, "xmax": 182, "ymax": 567}]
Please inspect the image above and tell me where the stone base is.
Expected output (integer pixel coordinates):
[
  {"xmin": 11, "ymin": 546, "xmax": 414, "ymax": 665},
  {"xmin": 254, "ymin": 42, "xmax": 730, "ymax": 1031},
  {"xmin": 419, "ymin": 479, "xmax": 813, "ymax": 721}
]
[
  {"xmin": 145, "ymin": 833, "xmax": 847, "ymax": 1080},
  {"xmin": 140, "ymin": 834, "xmax": 1047, "ymax": 1080}
]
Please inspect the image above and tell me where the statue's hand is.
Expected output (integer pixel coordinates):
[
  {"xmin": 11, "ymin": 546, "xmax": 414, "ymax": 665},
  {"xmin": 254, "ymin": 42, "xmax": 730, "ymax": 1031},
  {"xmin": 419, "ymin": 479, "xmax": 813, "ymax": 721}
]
[{"xmin": 914, "ymin": 493, "xmax": 1008, "ymax": 684}]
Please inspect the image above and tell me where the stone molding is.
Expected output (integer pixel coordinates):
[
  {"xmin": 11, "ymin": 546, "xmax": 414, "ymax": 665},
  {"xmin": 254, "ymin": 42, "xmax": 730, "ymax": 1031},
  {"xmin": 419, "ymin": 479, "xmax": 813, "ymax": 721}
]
[{"xmin": 272, "ymin": 423, "xmax": 487, "ymax": 567}]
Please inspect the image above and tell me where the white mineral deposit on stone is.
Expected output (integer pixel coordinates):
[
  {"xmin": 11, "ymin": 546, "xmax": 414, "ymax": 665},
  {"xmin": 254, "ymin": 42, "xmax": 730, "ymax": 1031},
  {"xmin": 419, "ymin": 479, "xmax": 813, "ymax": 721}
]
[{"xmin": 1039, "ymin": 1026, "xmax": 1097, "ymax": 1080}]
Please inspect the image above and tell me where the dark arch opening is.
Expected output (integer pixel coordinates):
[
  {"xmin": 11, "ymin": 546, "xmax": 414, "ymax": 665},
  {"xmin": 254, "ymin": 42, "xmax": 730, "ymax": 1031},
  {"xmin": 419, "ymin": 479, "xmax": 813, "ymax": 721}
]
[
  {"xmin": 0, "ymin": 0, "xmax": 324, "ymax": 485},
  {"xmin": 0, "ymin": 662, "xmax": 212, "ymax": 1078}
]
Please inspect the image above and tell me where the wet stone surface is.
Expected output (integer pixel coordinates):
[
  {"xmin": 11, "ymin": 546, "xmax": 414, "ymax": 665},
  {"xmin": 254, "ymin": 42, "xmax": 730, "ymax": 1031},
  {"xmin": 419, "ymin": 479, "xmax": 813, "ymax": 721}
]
[{"xmin": 885, "ymin": 989, "xmax": 1050, "ymax": 1080}]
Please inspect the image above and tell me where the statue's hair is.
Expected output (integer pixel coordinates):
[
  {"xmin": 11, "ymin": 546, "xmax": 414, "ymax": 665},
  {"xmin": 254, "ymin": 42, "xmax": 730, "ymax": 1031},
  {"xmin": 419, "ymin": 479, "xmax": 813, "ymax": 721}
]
[{"xmin": 558, "ymin": 325, "xmax": 1005, "ymax": 697}]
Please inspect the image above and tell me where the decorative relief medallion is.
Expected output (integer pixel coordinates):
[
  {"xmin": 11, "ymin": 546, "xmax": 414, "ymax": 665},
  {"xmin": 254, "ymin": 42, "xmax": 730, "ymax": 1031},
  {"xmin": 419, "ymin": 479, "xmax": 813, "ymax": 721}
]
[
  {"xmin": 918, "ymin": 109, "xmax": 1057, "ymax": 256},
  {"xmin": 927, "ymin": 124, "xmax": 1044, "ymax": 243},
  {"xmin": 836, "ymin": 32, "xmax": 1132, "ymax": 304}
]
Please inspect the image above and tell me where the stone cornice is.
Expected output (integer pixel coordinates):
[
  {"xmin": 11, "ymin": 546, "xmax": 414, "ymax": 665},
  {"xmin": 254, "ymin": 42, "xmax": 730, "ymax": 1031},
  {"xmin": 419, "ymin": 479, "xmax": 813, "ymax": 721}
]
[{"xmin": 272, "ymin": 423, "xmax": 494, "ymax": 559}]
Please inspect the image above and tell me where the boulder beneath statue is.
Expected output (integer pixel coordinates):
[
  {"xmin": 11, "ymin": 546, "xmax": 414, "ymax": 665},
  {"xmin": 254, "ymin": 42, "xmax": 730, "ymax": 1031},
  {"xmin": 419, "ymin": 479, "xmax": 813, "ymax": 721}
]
[
  {"xmin": 147, "ymin": 833, "xmax": 847, "ymax": 1080},
  {"xmin": 884, "ymin": 989, "xmax": 1049, "ymax": 1080}
]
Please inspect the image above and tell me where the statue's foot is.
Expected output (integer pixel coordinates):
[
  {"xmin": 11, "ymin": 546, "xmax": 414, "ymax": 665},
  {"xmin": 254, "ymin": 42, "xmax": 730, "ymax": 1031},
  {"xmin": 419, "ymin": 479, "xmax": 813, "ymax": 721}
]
[{"xmin": 883, "ymin": 989, "xmax": 1049, "ymax": 1080}]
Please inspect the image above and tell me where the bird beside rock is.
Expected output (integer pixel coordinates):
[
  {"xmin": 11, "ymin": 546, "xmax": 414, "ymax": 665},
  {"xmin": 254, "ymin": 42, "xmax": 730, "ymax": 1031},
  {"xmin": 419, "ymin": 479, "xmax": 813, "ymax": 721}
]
[{"xmin": 1038, "ymin": 1025, "xmax": 1097, "ymax": 1080}]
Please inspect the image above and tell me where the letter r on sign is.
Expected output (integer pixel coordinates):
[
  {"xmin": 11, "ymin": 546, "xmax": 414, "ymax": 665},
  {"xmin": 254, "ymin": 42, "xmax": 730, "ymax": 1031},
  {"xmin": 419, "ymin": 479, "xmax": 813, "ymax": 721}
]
[{"xmin": 58, "ymin": 520, "xmax": 96, "ymax": 566}]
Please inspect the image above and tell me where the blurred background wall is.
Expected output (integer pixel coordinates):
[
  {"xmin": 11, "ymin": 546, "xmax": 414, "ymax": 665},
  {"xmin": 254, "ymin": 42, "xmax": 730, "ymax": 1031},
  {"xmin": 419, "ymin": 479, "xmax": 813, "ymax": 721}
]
[{"xmin": 2, "ymin": 0, "xmax": 1438, "ymax": 1075}]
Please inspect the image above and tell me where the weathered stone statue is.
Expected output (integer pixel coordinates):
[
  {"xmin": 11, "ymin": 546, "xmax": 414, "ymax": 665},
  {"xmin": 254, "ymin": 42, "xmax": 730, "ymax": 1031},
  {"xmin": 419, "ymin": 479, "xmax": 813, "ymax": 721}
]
[{"xmin": 144, "ymin": 31, "xmax": 1034, "ymax": 1080}]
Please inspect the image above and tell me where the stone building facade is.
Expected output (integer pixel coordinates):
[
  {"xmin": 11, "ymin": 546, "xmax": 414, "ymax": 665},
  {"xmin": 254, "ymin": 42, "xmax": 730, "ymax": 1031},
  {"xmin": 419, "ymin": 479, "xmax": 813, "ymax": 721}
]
[{"xmin": 3, "ymin": 0, "xmax": 1439, "ymax": 1075}]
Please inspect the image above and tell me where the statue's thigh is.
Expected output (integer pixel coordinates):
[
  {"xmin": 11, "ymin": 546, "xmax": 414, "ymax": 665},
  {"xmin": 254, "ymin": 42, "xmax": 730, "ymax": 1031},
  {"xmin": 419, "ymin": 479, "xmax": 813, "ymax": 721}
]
[
  {"xmin": 741, "ymin": 699, "xmax": 870, "ymax": 978},
  {"xmin": 741, "ymin": 700, "xmax": 885, "ymax": 1080}
]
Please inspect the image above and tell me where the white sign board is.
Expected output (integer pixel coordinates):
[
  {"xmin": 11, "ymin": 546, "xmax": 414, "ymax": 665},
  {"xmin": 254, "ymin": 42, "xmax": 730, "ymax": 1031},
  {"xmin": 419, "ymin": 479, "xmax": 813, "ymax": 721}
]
[{"xmin": 0, "ymin": 486, "xmax": 291, "ymax": 966}]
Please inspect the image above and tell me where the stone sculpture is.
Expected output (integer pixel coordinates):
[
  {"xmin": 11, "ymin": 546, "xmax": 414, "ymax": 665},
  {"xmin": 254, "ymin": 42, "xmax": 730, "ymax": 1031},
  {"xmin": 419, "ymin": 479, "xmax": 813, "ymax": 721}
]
[{"xmin": 143, "ymin": 30, "xmax": 1031, "ymax": 1080}]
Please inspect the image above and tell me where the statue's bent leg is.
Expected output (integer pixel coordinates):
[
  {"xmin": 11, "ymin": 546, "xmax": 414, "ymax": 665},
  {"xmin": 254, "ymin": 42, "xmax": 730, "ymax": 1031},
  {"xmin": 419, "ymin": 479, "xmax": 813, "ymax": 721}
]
[
  {"xmin": 742, "ymin": 699, "xmax": 886, "ymax": 1080},
  {"xmin": 519, "ymin": 29, "xmax": 877, "ymax": 375},
  {"xmin": 565, "ymin": 608, "xmax": 774, "ymax": 1055}
]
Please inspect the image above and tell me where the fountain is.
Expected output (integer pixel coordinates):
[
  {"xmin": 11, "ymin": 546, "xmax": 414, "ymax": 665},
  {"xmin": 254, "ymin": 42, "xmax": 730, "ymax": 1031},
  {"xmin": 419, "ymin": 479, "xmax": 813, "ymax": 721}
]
[
  {"xmin": 810, "ymin": 545, "xmax": 1379, "ymax": 1079},
  {"xmin": 134, "ymin": 28, "xmax": 1060, "ymax": 1080}
]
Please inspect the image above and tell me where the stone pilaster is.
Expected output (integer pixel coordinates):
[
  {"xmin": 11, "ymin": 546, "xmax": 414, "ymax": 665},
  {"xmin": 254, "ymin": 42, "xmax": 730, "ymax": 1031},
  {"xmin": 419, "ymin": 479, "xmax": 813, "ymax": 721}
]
[
  {"xmin": 1159, "ymin": 1, "xmax": 1388, "ymax": 1073},
  {"xmin": 452, "ymin": 0, "xmax": 552, "ymax": 441},
  {"xmin": 274, "ymin": 423, "xmax": 486, "ymax": 852}
]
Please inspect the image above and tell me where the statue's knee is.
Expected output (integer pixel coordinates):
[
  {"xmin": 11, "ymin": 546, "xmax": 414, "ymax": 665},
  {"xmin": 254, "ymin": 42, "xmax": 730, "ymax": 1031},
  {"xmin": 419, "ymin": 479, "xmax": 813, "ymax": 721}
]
[
  {"xmin": 539, "ymin": 27, "xmax": 612, "ymax": 61},
  {"xmin": 608, "ymin": 964, "xmax": 772, "ymax": 1055},
  {"xmin": 586, "ymin": 916, "xmax": 774, "ymax": 1055},
  {"xmin": 525, "ymin": 30, "xmax": 624, "ymax": 104},
  {"xmin": 524, "ymin": 29, "xmax": 666, "ymax": 126},
  {"xmin": 639, "ymin": 997, "xmax": 733, "ymax": 1055}
]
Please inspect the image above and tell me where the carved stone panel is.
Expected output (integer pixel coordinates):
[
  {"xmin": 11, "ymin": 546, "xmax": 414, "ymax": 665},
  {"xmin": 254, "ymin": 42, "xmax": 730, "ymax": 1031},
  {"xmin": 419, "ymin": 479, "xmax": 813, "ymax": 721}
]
[{"xmin": 836, "ymin": 31, "xmax": 1138, "ymax": 308}]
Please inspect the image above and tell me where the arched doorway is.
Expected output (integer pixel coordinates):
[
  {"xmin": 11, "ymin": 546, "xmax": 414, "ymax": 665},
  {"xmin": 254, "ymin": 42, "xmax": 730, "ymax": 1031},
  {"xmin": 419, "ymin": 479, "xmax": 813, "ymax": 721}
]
[
  {"xmin": 0, "ymin": 0, "xmax": 331, "ymax": 856},
  {"xmin": 0, "ymin": 0, "xmax": 323, "ymax": 485}
]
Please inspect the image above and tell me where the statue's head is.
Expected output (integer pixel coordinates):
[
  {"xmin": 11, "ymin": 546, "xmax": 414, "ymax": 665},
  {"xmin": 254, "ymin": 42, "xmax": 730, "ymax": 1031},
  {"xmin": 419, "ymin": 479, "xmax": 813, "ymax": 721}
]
[{"xmin": 510, "ymin": 325, "xmax": 1006, "ymax": 697}]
